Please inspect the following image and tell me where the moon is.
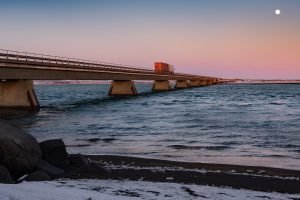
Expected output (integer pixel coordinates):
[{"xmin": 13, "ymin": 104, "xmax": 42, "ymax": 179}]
[{"xmin": 275, "ymin": 9, "xmax": 281, "ymax": 15}]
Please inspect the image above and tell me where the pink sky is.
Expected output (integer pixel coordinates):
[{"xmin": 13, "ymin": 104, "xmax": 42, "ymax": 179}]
[{"xmin": 0, "ymin": 1, "xmax": 299, "ymax": 79}]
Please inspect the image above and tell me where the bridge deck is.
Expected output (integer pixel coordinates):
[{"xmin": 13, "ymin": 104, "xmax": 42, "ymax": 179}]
[{"xmin": 0, "ymin": 49, "xmax": 217, "ymax": 81}]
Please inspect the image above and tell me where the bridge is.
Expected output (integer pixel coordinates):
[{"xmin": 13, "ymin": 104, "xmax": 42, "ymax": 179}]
[{"xmin": 0, "ymin": 49, "xmax": 221, "ymax": 110}]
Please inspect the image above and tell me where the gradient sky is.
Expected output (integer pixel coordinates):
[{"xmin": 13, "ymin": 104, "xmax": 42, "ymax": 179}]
[{"xmin": 0, "ymin": 0, "xmax": 299, "ymax": 79}]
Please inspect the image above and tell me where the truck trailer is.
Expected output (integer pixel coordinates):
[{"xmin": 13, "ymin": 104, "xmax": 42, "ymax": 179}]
[{"xmin": 154, "ymin": 62, "xmax": 175, "ymax": 74}]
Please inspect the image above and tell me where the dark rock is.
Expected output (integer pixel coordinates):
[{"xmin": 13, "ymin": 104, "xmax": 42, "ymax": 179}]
[
  {"xmin": 39, "ymin": 139, "xmax": 69, "ymax": 168},
  {"xmin": 0, "ymin": 120, "xmax": 42, "ymax": 179},
  {"xmin": 0, "ymin": 165, "xmax": 13, "ymax": 184},
  {"xmin": 24, "ymin": 170, "xmax": 52, "ymax": 182},
  {"xmin": 36, "ymin": 160, "xmax": 64, "ymax": 178},
  {"xmin": 69, "ymin": 154, "xmax": 89, "ymax": 168}
]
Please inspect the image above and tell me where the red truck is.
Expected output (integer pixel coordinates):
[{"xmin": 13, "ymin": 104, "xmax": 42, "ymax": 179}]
[{"xmin": 154, "ymin": 62, "xmax": 175, "ymax": 74}]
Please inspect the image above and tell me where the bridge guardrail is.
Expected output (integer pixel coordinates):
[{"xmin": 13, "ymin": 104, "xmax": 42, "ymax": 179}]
[{"xmin": 0, "ymin": 49, "xmax": 154, "ymax": 74}]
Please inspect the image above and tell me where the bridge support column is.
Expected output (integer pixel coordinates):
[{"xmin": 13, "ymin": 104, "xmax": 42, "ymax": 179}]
[
  {"xmin": 207, "ymin": 80, "xmax": 214, "ymax": 85},
  {"xmin": 199, "ymin": 80, "xmax": 208, "ymax": 86},
  {"xmin": 0, "ymin": 80, "xmax": 40, "ymax": 110},
  {"xmin": 175, "ymin": 80, "xmax": 189, "ymax": 89},
  {"xmin": 109, "ymin": 80, "xmax": 137, "ymax": 96},
  {"xmin": 189, "ymin": 80, "xmax": 200, "ymax": 87},
  {"xmin": 152, "ymin": 80, "xmax": 171, "ymax": 92}
]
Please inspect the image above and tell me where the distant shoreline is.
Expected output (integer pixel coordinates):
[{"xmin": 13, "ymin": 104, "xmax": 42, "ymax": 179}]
[{"xmin": 232, "ymin": 80, "xmax": 300, "ymax": 84}]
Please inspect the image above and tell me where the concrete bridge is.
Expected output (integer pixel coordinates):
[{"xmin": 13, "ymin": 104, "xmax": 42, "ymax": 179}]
[{"xmin": 0, "ymin": 49, "xmax": 220, "ymax": 110}]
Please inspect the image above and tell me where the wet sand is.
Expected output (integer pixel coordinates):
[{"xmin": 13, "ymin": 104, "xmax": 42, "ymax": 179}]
[{"xmin": 64, "ymin": 155, "xmax": 300, "ymax": 194}]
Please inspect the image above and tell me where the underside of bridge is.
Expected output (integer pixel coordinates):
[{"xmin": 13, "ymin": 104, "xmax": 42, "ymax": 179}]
[{"xmin": 0, "ymin": 78, "xmax": 218, "ymax": 110}]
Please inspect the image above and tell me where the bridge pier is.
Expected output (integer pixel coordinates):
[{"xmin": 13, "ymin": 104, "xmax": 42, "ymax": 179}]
[
  {"xmin": 0, "ymin": 80, "xmax": 40, "ymax": 110},
  {"xmin": 108, "ymin": 80, "xmax": 137, "ymax": 96},
  {"xmin": 207, "ymin": 80, "xmax": 214, "ymax": 85},
  {"xmin": 199, "ymin": 80, "xmax": 208, "ymax": 86},
  {"xmin": 175, "ymin": 80, "xmax": 189, "ymax": 89},
  {"xmin": 152, "ymin": 80, "xmax": 171, "ymax": 92},
  {"xmin": 189, "ymin": 80, "xmax": 200, "ymax": 87}
]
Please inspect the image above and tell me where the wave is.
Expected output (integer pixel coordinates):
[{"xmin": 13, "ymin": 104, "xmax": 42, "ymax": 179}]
[
  {"xmin": 168, "ymin": 145, "xmax": 231, "ymax": 151},
  {"xmin": 79, "ymin": 138, "xmax": 117, "ymax": 143}
]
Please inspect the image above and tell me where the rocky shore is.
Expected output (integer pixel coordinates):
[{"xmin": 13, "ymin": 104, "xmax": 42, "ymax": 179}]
[{"xmin": 1, "ymin": 120, "xmax": 299, "ymax": 194}]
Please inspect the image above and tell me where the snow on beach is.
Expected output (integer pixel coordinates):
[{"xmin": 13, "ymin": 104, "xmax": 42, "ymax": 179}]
[{"xmin": 0, "ymin": 180, "xmax": 299, "ymax": 200}]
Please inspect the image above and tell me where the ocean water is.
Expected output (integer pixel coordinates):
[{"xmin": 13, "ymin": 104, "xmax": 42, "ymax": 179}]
[{"xmin": 2, "ymin": 83, "xmax": 300, "ymax": 170}]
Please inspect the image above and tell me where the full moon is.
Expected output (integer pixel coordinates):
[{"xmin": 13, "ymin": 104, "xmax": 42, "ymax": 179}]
[{"xmin": 275, "ymin": 9, "xmax": 281, "ymax": 15}]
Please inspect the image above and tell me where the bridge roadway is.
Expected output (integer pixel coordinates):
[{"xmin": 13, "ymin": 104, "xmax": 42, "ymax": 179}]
[{"xmin": 0, "ymin": 49, "xmax": 220, "ymax": 110}]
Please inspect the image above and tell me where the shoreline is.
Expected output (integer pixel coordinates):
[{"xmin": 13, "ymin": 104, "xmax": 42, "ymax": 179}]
[
  {"xmin": 63, "ymin": 154, "xmax": 300, "ymax": 194},
  {"xmin": 231, "ymin": 82, "xmax": 300, "ymax": 85}
]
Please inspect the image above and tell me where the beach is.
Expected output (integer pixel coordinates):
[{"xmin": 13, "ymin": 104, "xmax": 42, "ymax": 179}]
[{"xmin": 71, "ymin": 155, "xmax": 300, "ymax": 194}]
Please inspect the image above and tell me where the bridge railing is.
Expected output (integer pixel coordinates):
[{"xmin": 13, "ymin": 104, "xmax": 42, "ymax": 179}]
[{"xmin": 0, "ymin": 49, "xmax": 154, "ymax": 74}]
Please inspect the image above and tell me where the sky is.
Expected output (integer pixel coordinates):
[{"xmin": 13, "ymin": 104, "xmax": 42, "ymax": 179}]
[{"xmin": 0, "ymin": 0, "xmax": 299, "ymax": 79}]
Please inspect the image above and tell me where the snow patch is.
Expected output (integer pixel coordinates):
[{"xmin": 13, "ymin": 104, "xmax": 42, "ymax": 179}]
[{"xmin": 0, "ymin": 179, "xmax": 299, "ymax": 200}]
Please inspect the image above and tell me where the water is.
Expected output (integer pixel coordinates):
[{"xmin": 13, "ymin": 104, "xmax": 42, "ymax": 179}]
[{"xmin": 2, "ymin": 83, "xmax": 300, "ymax": 170}]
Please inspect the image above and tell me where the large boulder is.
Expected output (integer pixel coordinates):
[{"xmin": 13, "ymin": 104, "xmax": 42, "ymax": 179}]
[
  {"xmin": 39, "ymin": 139, "xmax": 69, "ymax": 168},
  {"xmin": 36, "ymin": 159, "xmax": 64, "ymax": 178},
  {"xmin": 69, "ymin": 154, "xmax": 89, "ymax": 168},
  {"xmin": 0, "ymin": 165, "xmax": 13, "ymax": 184},
  {"xmin": 0, "ymin": 120, "xmax": 42, "ymax": 179},
  {"xmin": 24, "ymin": 170, "xmax": 52, "ymax": 182}
]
